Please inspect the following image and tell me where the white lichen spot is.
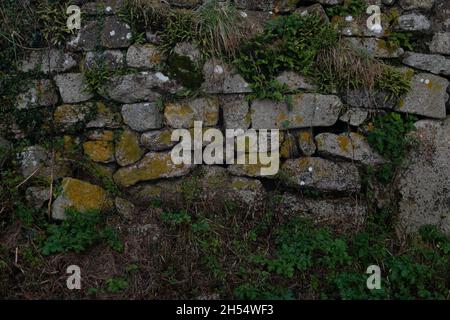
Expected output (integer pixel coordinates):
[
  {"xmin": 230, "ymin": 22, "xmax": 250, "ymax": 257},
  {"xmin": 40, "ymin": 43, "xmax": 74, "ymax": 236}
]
[
  {"xmin": 420, "ymin": 78, "xmax": 425, "ymax": 83},
  {"xmin": 125, "ymin": 24, "xmax": 131, "ymax": 29},
  {"xmin": 308, "ymin": 166, "xmax": 313, "ymax": 172},
  {"xmin": 214, "ymin": 65, "xmax": 224, "ymax": 74},
  {"xmin": 105, "ymin": 6, "xmax": 112, "ymax": 12},
  {"xmin": 345, "ymin": 15, "xmax": 353, "ymax": 22},
  {"xmin": 301, "ymin": 11, "xmax": 308, "ymax": 16},
  {"xmin": 369, "ymin": 23, "xmax": 383, "ymax": 34},
  {"xmin": 109, "ymin": 30, "xmax": 116, "ymax": 37},
  {"xmin": 126, "ymin": 32, "xmax": 132, "ymax": 40},
  {"xmin": 425, "ymin": 79, "xmax": 430, "ymax": 85},
  {"xmin": 155, "ymin": 72, "xmax": 169, "ymax": 82},
  {"xmin": 300, "ymin": 181, "xmax": 306, "ymax": 186},
  {"xmin": 239, "ymin": 11, "xmax": 248, "ymax": 18}
]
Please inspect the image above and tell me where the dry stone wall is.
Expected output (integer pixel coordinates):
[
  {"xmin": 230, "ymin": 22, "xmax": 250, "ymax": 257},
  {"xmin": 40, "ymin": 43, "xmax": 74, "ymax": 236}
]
[{"xmin": 2, "ymin": 0, "xmax": 450, "ymax": 234}]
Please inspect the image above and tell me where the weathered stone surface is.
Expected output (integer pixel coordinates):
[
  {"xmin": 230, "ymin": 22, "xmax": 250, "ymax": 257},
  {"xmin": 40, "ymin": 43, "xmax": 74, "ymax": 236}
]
[
  {"xmin": 86, "ymin": 102, "xmax": 122, "ymax": 129},
  {"xmin": 54, "ymin": 73, "xmax": 94, "ymax": 103},
  {"xmin": 83, "ymin": 140, "xmax": 115, "ymax": 163},
  {"xmin": 297, "ymin": 129, "xmax": 316, "ymax": 156},
  {"xmin": 332, "ymin": 14, "xmax": 390, "ymax": 38},
  {"xmin": 345, "ymin": 37, "xmax": 404, "ymax": 58},
  {"xmin": 26, "ymin": 186, "xmax": 51, "ymax": 209},
  {"xmin": 165, "ymin": 97, "xmax": 220, "ymax": 128},
  {"xmin": 101, "ymin": 72, "xmax": 178, "ymax": 103},
  {"xmin": 399, "ymin": 0, "xmax": 435, "ymax": 11},
  {"xmin": 398, "ymin": 117, "xmax": 450, "ymax": 234},
  {"xmin": 344, "ymin": 89, "xmax": 397, "ymax": 110},
  {"xmin": 201, "ymin": 59, "xmax": 251, "ymax": 94},
  {"xmin": 122, "ymin": 102, "xmax": 163, "ymax": 132},
  {"xmin": 16, "ymin": 80, "xmax": 58, "ymax": 110},
  {"xmin": 315, "ymin": 132, "xmax": 384, "ymax": 165},
  {"xmin": 115, "ymin": 130, "xmax": 143, "ymax": 166},
  {"xmin": 398, "ymin": 73, "xmax": 449, "ymax": 119},
  {"xmin": 281, "ymin": 157, "xmax": 361, "ymax": 192},
  {"xmin": 52, "ymin": 178, "xmax": 112, "ymax": 220},
  {"xmin": 430, "ymin": 32, "xmax": 450, "ymax": 55},
  {"xmin": 84, "ymin": 50, "xmax": 124, "ymax": 70},
  {"xmin": 115, "ymin": 197, "xmax": 135, "ymax": 219},
  {"xmin": 101, "ymin": 16, "xmax": 132, "ymax": 49},
  {"xmin": 234, "ymin": 0, "xmax": 274, "ymax": 11},
  {"xmin": 275, "ymin": 71, "xmax": 317, "ymax": 91},
  {"xmin": 174, "ymin": 42, "xmax": 201, "ymax": 63},
  {"xmin": 19, "ymin": 146, "xmax": 70, "ymax": 180},
  {"xmin": 87, "ymin": 130, "xmax": 114, "ymax": 141},
  {"xmin": 251, "ymin": 94, "xmax": 342, "ymax": 130},
  {"xmin": 280, "ymin": 132, "xmax": 300, "ymax": 159},
  {"xmin": 54, "ymin": 104, "xmax": 91, "ymax": 130},
  {"xmin": 403, "ymin": 52, "xmax": 450, "ymax": 76},
  {"xmin": 221, "ymin": 95, "xmax": 250, "ymax": 130},
  {"xmin": 19, "ymin": 49, "xmax": 77, "ymax": 74},
  {"xmin": 227, "ymin": 177, "xmax": 266, "ymax": 208},
  {"xmin": 113, "ymin": 151, "xmax": 192, "ymax": 187},
  {"xmin": 141, "ymin": 129, "xmax": 177, "ymax": 151},
  {"xmin": 68, "ymin": 20, "xmax": 99, "ymax": 51},
  {"xmin": 276, "ymin": 194, "xmax": 367, "ymax": 232},
  {"xmin": 339, "ymin": 108, "xmax": 368, "ymax": 126},
  {"xmin": 397, "ymin": 13, "xmax": 431, "ymax": 32},
  {"xmin": 126, "ymin": 44, "xmax": 164, "ymax": 69},
  {"xmin": 82, "ymin": 0, "xmax": 124, "ymax": 15},
  {"xmin": 295, "ymin": 4, "xmax": 329, "ymax": 23}
]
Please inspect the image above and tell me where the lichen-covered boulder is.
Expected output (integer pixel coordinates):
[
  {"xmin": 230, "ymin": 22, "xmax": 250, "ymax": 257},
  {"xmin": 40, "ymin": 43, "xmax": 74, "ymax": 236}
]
[
  {"xmin": 399, "ymin": 0, "xmax": 435, "ymax": 11},
  {"xmin": 19, "ymin": 49, "xmax": 77, "ymax": 74},
  {"xmin": 101, "ymin": 16, "xmax": 132, "ymax": 49},
  {"xmin": 315, "ymin": 132, "xmax": 384, "ymax": 165},
  {"xmin": 126, "ymin": 44, "xmax": 164, "ymax": 69},
  {"xmin": 281, "ymin": 157, "xmax": 361, "ymax": 192},
  {"xmin": 297, "ymin": 129, "xmax": 317, "ymax": 156},
  {"xmin": 164, "ymin": 97, "xmax": 220, "ymax": 128},
  {"xmin": 83, "ymin": 140, "xmax": 115, "ymax": 163},
  {"xmin": 396, "ymin": 13, "xmax": 431, "ymax": 32},
  {"xmin": 121, "ymin": 102, "xmax": 164, "ymax": 132},
  {"xmin": 52, "ymin": 178, "xmax": 112, "ymax": 220},
  {"xmin": 201, "ymin": 59, "xmax": 251, "ymax": 94},
  {"xmin": 54, "ymin": 73, "xmax": 94, "ymax": 103},
  {"xmin": 221, "ymin": 95, "xmax": 251, "ymax": 130},
  {"xmin": 86, "ymin": 102, "xmax": 122, "ymax": 129},
  {"xmin": 115, "ymin": 130, "xmax": 143, "ymax": 166},
  {"xmin": 16, "ymin": 79, "xmax": 58, "ymax": 110},
  {"xmin": 19, "ymin": 145, "xmax": 71, "ymax": 180},
  {"xmin": 251, "ymin": 94, "xmax": 342, "ymax": 130},
  {"xmin": 398, "ymin": 117, "xmax": 450, "ymax": 234},
  {"xmin": 54, "ymin": 104, "xmax": 92, "ymax": 130},
  {"xmin": 345, "ymin": 37, "xmax": 404, "ymax": 58},
  {"xmin": 403, "ymin": 52, "xmax": 450, "ymax": 76},
  {"xmin": 113, "ymin": 151, "xmax": 192, "ymax": 187},
  {"xmin": 141, "ymin": 129, "xmax": 177, "ymax": 151}
]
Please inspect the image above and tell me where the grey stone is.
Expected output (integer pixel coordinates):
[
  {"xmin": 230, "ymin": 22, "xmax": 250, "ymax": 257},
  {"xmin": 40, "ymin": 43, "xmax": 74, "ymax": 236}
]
[
  {"xmin": 345, "ymin": 37, "xmax": 404, "ymax": 58},
  {"xmin": 398, "ymin": 117, "xmax": 450, "ymax": 234},
  {"xmin": 281, "ymin": 157, "xmax": 361, "ymax": 193},
  {"xmin": 295, "ymin": 4, "xmax": 329, "ymax": 23},
  {"xmin": 430, "ymin": 32, "xmax": 450, "ymax": 55},
  {"xmin": 221, "ymin": 95, "xmax": 250, "ymax": 130},
  {"xmin": 19, "ymin": 49, "xmax": 77, "ymax": 74},
  {"xmin": 201, "ymin": 59, "xmax": 251, "ymax": 94},
  {"xmin": 26, "ymin": 186, "xmax": 51, "ymax": 209},
  {"xmin": 398, "ymin": 73, "xmax": 449, "ymax": 119},
  {"xmin": 86, "ymin": 102, "xmax": 122, "ymax": 129},
  {"xmin": 82, "ymin": 0, "xmax": 124, "ymax": 15},
  {"xmin": 276, "ymin": 194, "xmax": 367, "ymax": 232},
  {"xmin": 101, "ymin": 16, "xmax": 132, "ymax": 49},
  {"xmin": 297, "ymin": 129, "xmax": 317, "ymax": 156},
  {"xmin": 344, "ymin": 89, "xmax": 397, "ymax": 110},
  {"xmin": 122, "ymin": 102, "xmax": 164, "ymax": 132},
  {"xmin": 275, "ymin": 71, "xmax": 317, "ymax": 91},
  {"xmin": 251, "ymin": 94, "xmax": 342, "ymax": 130},
  {"xmin": 101, "ymin": 72, "xmax": 178, "ymax": 103},
  {"xmin": 54, "ymin": 73, "xmax": 94, "ymax": 103},
  {"xmin": 54, "ymin": 103, "xmax": 92, "ymax": 129},
  {"xmin": 19, "ymin": 145, "xmax": 70, "ymax": 180},
  {"xmin": 68, "ymin": 20, "xmax": 99, "ymax": 51},
  {"xmin": 141, "ymin": 129, "xmax": 177, "ymax": 151},
  {"xmin": 126, "ymin": 44, "xmax": 164, "ymax": 69},
  {"xmin": 339, "ymin": 108, "xmax": 368, "ymax": 126},
  {"xmin": 399, "ymin": 0, "xmax": 435, "ymax": 11},
  {"xmin": 315, "ymin": 132, "xmax": 385, "ymax": 165},
  {"xmin": 397, "ymin": 13, "xmax": 431, "ymax": 32},
  {"xmin": 16, "ymin": 79, "xmax": 58, "ymax": 110},
  {"xmin": 115, "ymin": 197, "xmax": 135, "ymax": 219},
  {"xmin": 402, "ymin": 52, "xmax": 450, "ymax": 76},
  {"xmin": 84, "ymin": 50, "xmax": 125, "ymax": 70},
  {"xmin": 174, "ymin": 42, "xmax": 201, "ymax": 63},
  {"xmin": 164, "ymin": 97, "xmax": 220, "ymax": 128}
]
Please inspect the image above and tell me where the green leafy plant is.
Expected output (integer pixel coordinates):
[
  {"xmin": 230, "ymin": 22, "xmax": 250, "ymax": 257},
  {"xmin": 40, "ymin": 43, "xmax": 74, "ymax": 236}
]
[
  {"xmin": 387, "ymin": 32, "xmax": 414, "ymax": 51},
  {"xmin": 41, "ymin": 209, "xmax": 123, "ymax": 255},
  {"xmin": 326, "ymin": 0, "xmax": 366, "ymax": 17},
  {"xmin": 37, "ymin": 2, "xmax": 76, "ymax": 47},
  {"xmin": 106, "ymin": 277, "xmax": 128, "ymax": 293}
]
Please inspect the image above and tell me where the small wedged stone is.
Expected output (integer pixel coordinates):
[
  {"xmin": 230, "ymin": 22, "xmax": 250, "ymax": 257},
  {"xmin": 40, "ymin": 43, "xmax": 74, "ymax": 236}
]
[
  {"xmin": 221, "ymin": 95, "xmax": 251, "ymax": 130},
  {"xmin": 54, "ymin": 73, "xmax": 94, "ymax": 103},
  {"xmin": 19, "ymin": 49, "xmax": 77, "ymax": 74},
  {"xmin": 141, "ymin": 129, "xmax": 177, "ymax": 151},
  {"xmin": 126, "ymin": 44, "xmax": 164, "ymax": 69},
  {"xmin": 83, "ymin": 140, "xmax": 115, "ymax": 163},
  {"xmin": 121, "ymin": 102, "xmax": 164, "ymax": 132},
  {"xmin": 115, "ymin": 130, "xmax": 143, "ymax": 166}
]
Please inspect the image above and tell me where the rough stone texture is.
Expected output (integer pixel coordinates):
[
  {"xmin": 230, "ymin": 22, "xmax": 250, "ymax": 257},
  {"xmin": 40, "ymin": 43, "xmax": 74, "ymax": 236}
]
[
  {"xmin": 26, "ymin": 186, "xmax": 51, "ymax": 209},
  {"xmin": 277, "ymin": 194, "xmax": 367, "ymax": 232},
  {"xmin": 141, "ymin": 129, "xmax": 177, "ymax": 151},
  {"xmin": 122, "ymin": 102, "xmax": 164, "ymax": 132},
  {"xmin": 275, "ymin": 71, "xmax": 317, "ymax": 91},
  {"xmin": 430, "ymin": 32, "xmax": 450, "ymax": 55},
  {"xmin": 295, "ymin": 4, "xmax": 330, "ymax": 24},
  {"xmin": 86, "ymin": 102, "xmax": 122, "ymax": 129},
  {"xmin": 345, "ymin": 37, "xmax": 404, "ymax": 58},
  {"xmin": 101, "ymin": 16, "xmax": 132, "ymax": 49},
  {"xmin": 82, "ymin": 0, "xmax": 124, "ymax": 15},
  {"xmin": 126, "ymin": 44, "xmax": 164, "ymax": 69},
  {"xmin": 201, "ymin": 59, "xmax": 252, "ymax": 94},
  {"xmin": 115, "ymin": 130, "xmax": 143, "ymax": 166},
  {"xmin": 403, "ymin": 52, "xmax": 450, "ymax": 76},
  {"xmin": 399, "ymin": 0, "xmax": 435, "ymax": 11},
  {"xmin": 315, "ymin": 132, "xmax": 385, "ymax": 165},
  {"xmin": 332, "ymin": 14, "xmax": 390, "ymax": 38},
  {"xmin": 165, "ymin": 97, "xmax": 220, "ymax": 128},
  {"xmin": 115, "ymin": 197, "xmax": 135, "ymax": 219},
  {"xmin": 113, "ymin": 151, "xmax": 192, "ymax": 187},
  {"xmin": 297, "ymin": 129, "xmax": 317, "ymax": 156},
  {"xmin": 16, "ymin": 80, "xmax": 58, "ymax": 110},
  {"xmin": 52, "ymin": 178, "xmax": 112, "ymax": 220},
  {"xmin": 398, "ymin": 117, "xmax": 450, "ymax": 234},
  {"xmin": 84, "ymin": 50, "xmax": 125, "ymax": 70},
  {"xmin": 54, "ymin": 104, "xmax": 91, "ymax": 130},
  {"xmin": 251, "ymin": 94, "xmax": 342, "ymax": 130},
  {"xmin": 101, "ymin": 72, "xmax": 178, "ymax": 103},
  {"xmin": 281, "ymin": 157, "xmax": 361, "ymax": 193},
  {"xmin": 19, "ymin": 49, "xmax": 77, "ymax": 74},
  {"xmin": 19, "ymin": 146, "xmax": 70, "ymax": 180},
  {"xmin": 83, "ymin": 140, "xmax": 115, "ymax": 163},
  {"xmin": 339, "ymin": 108, "xmax": 368, "ymax": 126},
  {"xmin": 398, "ymin": 73, "xmax": 449, "ymax": 119},
  {"xmin": 174, "ymin": 42, "xmax": 201, "ymax": 63},
  {"xmin": 54, "ymin": 73, "xmax": 94, "ymax": 103},
  {"xmin": 397, "ymin": 13, "xmax": 431, "ymax": 32},
  {"xmin": 344, "ymin": 89, "xmax": 397, "ymax": 110},
  {"xmin": 280, "ymin": 133, "xmax": 300, "ymax": 159},
  {"xmin": 221, "ymin": 95, "xmax": 251, "ymax": 130},
  {"xmin": 0, "ymin": 137, "xmax": 11, "ymax": 164}
]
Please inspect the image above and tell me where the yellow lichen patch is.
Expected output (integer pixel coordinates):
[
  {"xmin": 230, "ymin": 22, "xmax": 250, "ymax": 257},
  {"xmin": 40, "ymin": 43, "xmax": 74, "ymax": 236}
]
[
  {"xmin": 337, "ymin": 135, "xmax": 350, "ymax": 152},
  {"xmin": 293, "ymin": 115, "xmax": 304, "ymax": 125},
  {"xmin": 230, "ymin": 178, "xmax": 258, "ymax": 190},
  {"xmin": 280, "ymin": 137, "xmax": 295, "ymax": 158},
  {"xmin": 115, "ymin": 130, "xmax": 143, "ymax": 166},
  {"xmin": 276, "ymin": 113, "xmax": 289, "ymax": 126},
  {"xmin": 298, "ymin": 131, "xmax": 312, "ymax": 143},
  {"xmin": 61, "ymin": 178, "xmax": 111, "ymax": 212},
  {"xmin": 91, "ymin": 130, "xmax": 114, "ymax": 141},
  {"xmin": 158, "ymin": 130, "xmax": 174, "ymax": 145},
  {"xmin": 83, "ymin": 140, "xmax": 115, "ymax": 163}
]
